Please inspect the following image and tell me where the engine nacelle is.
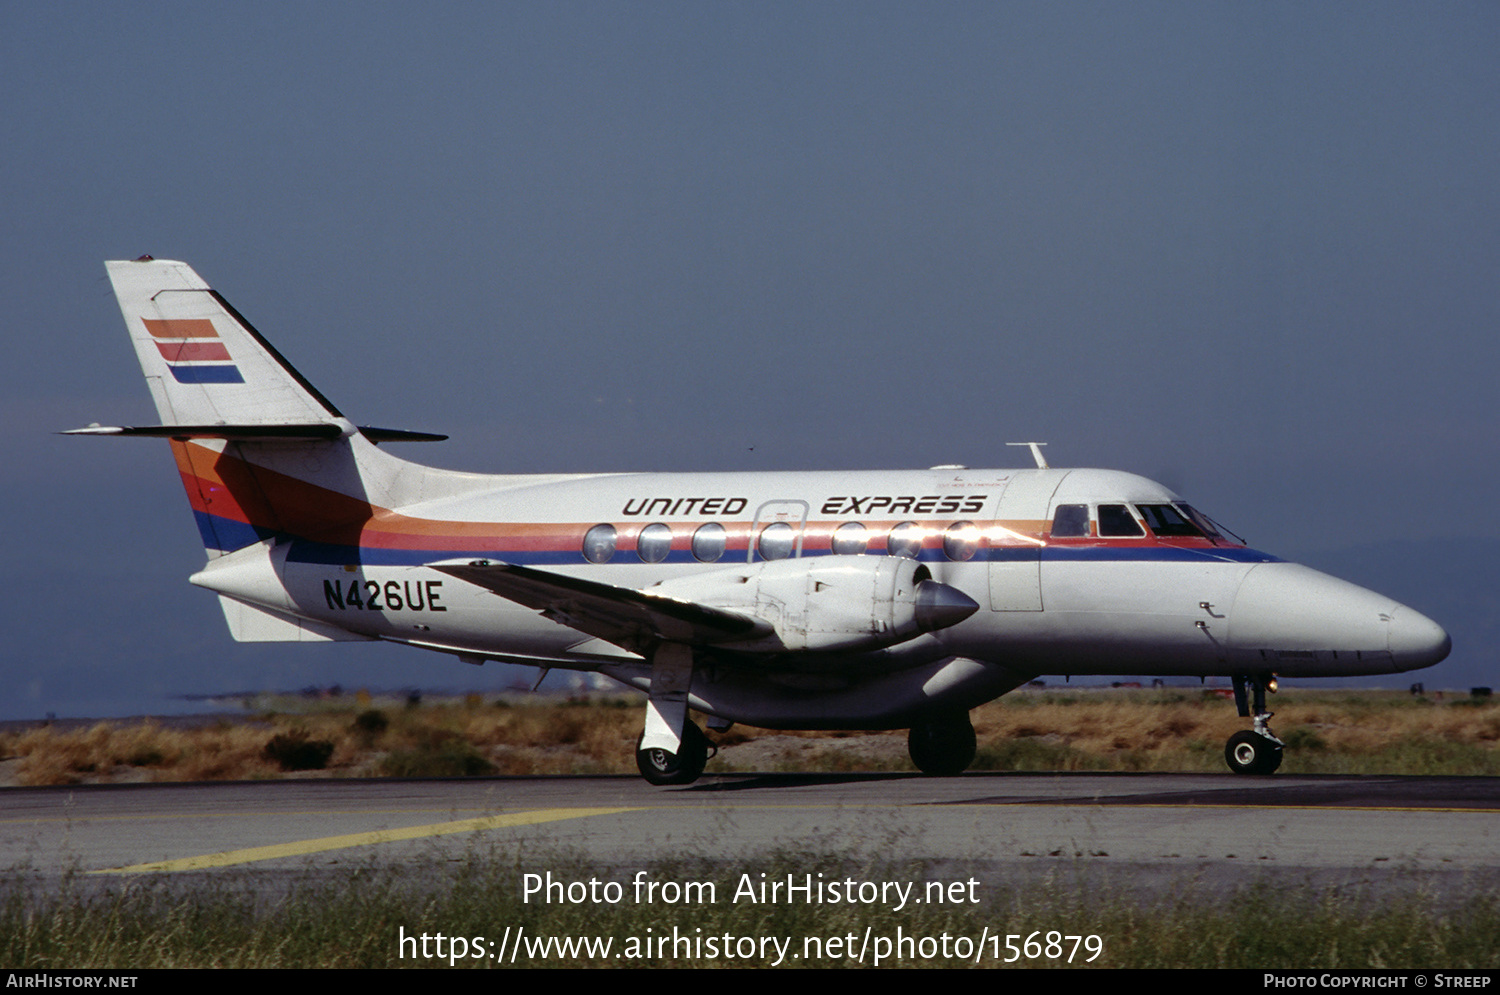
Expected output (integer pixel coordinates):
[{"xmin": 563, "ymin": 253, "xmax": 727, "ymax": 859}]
[{"xmin": 650, "ymin": 556, "xmax": 978, "ymax": 654}]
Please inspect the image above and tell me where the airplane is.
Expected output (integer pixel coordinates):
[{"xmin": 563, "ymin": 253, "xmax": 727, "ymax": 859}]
[{"xmin": 71, "ymin": 257, "xmax": 1452, "ymax": 785}]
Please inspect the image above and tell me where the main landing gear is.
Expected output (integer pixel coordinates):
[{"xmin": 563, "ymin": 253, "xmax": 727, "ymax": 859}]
[
  {"xmin": 1225, "ymin": 673, "xmax": 1284, "ymax": 775},
  {"xmin": 636, "ymin": 721, "xmax": 713, "ymax": 786},
  {"xmin": 634, "ymin": 642, "xmax": 712, "ymax": 786},
  {"xmin": 908, "ymin": 710, "xmax": 977, "ymax": 776}
]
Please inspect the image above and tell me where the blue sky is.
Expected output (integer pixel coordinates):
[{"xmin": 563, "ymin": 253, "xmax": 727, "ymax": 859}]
[{"xmin": 3, "ymin": 3, "xmax": 1496, "ymax": 717}]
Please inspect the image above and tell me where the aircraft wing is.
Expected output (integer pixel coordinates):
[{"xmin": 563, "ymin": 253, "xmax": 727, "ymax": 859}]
[{"xmin": 431, "ymin": 560, "xmax": 769, "ymax": 654}]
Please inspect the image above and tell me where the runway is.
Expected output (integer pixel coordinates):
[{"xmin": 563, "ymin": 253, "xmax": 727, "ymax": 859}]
[{"xmin": 2, "ymin": 772, "xmax": 1495, "ymax": 898}]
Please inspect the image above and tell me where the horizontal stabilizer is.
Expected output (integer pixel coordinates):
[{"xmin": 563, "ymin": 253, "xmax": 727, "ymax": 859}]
[
  {"xmin": 63, "ymin": 424, "xmax": 446, "ymax": 442},
  {"xmin": 432, "ymin": 560, "xmax": 769, "ymax": 654}
]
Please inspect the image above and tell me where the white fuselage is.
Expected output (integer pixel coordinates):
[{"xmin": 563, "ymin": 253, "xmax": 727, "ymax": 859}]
[{"xmin": 189, "ymin": 454, "xmax": 1449, "ymax": 728}]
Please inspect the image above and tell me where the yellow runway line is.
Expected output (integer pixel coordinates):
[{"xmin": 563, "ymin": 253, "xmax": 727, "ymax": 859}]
[{"xmin": 91, "ymin": 807, "xmax": 639, "ymax": 874}]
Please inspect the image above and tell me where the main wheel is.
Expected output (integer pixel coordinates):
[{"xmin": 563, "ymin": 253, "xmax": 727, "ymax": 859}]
[
  {"xmin": 636, "ymin": 722, "xmax": 710, "ymax": 786},
  {"xmin": 1224, "ymin": 730, "xmax": 1283, "ymax": 775},
  {"xmin": 907, "ymin": 712, "xmax": 977, "ymax": 776}
]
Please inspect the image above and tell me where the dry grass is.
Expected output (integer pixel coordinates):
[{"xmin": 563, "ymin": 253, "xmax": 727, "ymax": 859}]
[
  {"xmin": 2, "ymin": 720, "xmax": 285, "ymax": 786},
  {"xmin": 0, "ymin": 687, "xmax": 1495, "ymax": 786},
  {"xmin": 0, "ymin": 696, "xmax": 649, "ymax": 786},
  {"xmin": 970, "ymin": 688, "xmax": 1500, "ymax": 775}
]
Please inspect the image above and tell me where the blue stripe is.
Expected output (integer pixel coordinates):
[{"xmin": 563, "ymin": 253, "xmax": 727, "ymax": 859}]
[
  {"xmin": 170, "ymin": 365, "xmax": 245, "ymax": 384},
  {"xmin": 1038, "ymin": 546, "xmax": 1280, "ymax": 564},
  {"xmin": 195, "ymin": 511, "xmax": 276, "ymax": 552},
  {"xmin": 281, "ymin": 540, "xmax": 1280, "ymax": 568}
]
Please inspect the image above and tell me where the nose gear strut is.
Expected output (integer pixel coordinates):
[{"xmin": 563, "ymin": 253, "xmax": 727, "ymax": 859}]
[{"xmin": 1225, "ymin": 673, "xmax": 1284, "ymax": 775}]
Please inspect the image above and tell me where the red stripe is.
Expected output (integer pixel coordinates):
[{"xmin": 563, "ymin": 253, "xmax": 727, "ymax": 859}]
[
  {"xmin": 156, "ymin": 341, "xmax": 232, "ymax": 362},
  {"xmin": 171, "ymin": 443, "xmax": 1230, "ymax": 554}
]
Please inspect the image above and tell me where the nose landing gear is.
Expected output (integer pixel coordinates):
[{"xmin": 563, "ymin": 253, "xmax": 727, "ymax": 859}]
[{"xmin": 1225, "ymin": 673, "xmax": 1283, "ymax": 775}]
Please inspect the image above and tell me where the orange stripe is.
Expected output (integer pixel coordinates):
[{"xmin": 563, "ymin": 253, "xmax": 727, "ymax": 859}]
[
  {"xmin": 143, "ymin": 318, "xmax": 218, "ymax": 339},
  {"xmin": 174, "ymin": 442, "xmax": 1060, "ymax": 548}
]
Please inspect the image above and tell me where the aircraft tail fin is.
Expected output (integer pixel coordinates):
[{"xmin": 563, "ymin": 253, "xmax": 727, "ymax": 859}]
[
  {"xmin": 103, "ymin": 257, "xmax": 347, "ymax": 430},
  {"xmin": 78, "ymin": 258, "xmax": 447, "ymax": 560}
]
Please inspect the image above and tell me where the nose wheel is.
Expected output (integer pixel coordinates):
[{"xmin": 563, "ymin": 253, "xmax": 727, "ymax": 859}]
[
  {"xmin": 1225, "ymin": 674, "xmax": 1284, "ymax": 775},
  {"xmin": 1225, "ymin": 729, "xmax": 1283, "ymax": 775}
]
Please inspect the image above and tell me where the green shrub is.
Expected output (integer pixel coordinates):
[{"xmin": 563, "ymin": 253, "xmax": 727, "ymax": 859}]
[
  {"xmin": 1280, "ymin": 727, "xmax": 1326, "ymax": 751},
  {"xmin": 262, "ymin": 730, "xmax": 334, "ymax": 771},
  {"xmin": 379, "ymin": 737, "xmax": 496, "ymax": 778},
  {"xmin": 352, "ymin": 709, "xmax": 389, "ymax": 736}
]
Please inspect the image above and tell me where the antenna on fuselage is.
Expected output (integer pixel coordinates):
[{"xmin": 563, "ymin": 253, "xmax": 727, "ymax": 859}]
[{"xmin": 1006, "ymin": 442, "xmax": 1049, "ymax": 469}]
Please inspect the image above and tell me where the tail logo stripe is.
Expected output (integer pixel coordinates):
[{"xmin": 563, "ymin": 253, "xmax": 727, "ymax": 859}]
[
  {"xmin": 155, "ymin": 341, "xmax": 232, "ymax": 362},
  {"xmin": 170, "ymin": 365, "xmax": 245, "ymax": 384},
  {"xmin": 143, "ymin": 318, "xmax": 218, "ymax": 339},
  {"xmin": 142, "ymin": 316, "xmax": 244, "ymax": 382}
]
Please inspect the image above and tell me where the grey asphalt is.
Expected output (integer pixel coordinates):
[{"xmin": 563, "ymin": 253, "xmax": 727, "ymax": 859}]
[{"xmin": 1, "ymin": 773, "xmax": 1495, "ymax": 902}]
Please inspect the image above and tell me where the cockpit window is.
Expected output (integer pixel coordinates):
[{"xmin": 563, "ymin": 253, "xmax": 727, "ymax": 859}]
[
  {"xmin": 1051, "ymin": 504, "xmax": 1089, "ymax": 538},
  {"xmin": 1097, "ymin": 504, "xmax": 1144, "ymax": 537},
  {"xmin": 1136, "ymin": 504, "xmax": 1203, "ymax": 537},
  {"xmin": 1179, "ymin": 505, "xmax": 1227, "ymax": 541}
]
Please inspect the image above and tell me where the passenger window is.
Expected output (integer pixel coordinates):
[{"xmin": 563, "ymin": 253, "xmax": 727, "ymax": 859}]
[
  {"xmin": 942, "ymin": 521, "xmax": 980, "ymax": 561},
  {"xmin": 830, "ymin": 521, "xmax": 868, "ymax": 555},
  {"xmin": 1051, "ymin": 504, "xmax": 1089, "ymax": 538},
  {"xmin": 637, "ymin": 523, "xmax": 673, "ymax": 563},
  {"xmin": 758, "ymin": 522, "xmax": 796, "ymax": 560},
  {"xmin": 1136, "ymin": 504, "xmax": 1203, "ymax": 537},
  {"xmin": 887, "ymin": 521, "xmax": 924, "ymax": 559},
  {"xmin": 692, "ymin": 523, "xmax": 727, "ymax": 562},
  {"xmin": 582, "ymin": 524, "xmax": 617, "ymax": 563},
  {"xmin": 1097, "ymin": 504, "xmax": 1144, "ymax": 537}
]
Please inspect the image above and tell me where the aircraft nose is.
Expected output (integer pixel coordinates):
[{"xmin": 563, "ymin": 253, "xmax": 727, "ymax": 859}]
[
  {"xmin": 1386, "ymin": 605, "xmax": 1451, "ymax": 671},
  {"xmin": 1227, "ymin": 562, "xmax": 1448, "ymax": 675}
]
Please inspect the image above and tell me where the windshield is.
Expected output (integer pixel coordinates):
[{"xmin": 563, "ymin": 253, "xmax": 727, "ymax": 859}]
[
  {"xmin": 1135, "ymin": 503, "xmax": 1241, "ymax": 544},
  {"xmin": 1179, "ymin": 504, "xmax": 1240, "ymax": 543},
  {"xmin": 1136, "ymin": 504, "xmax": 1202, "ymax": 537}
]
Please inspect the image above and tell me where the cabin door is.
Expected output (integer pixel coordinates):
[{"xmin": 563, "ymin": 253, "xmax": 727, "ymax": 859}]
[{"xmin": 988, "ymin": 471, "xmax": 1063, "ymax": 611}]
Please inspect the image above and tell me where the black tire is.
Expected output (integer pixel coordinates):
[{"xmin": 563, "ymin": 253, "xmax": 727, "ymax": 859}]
[
  {"xmin": 635, "ymin": 722, "xmax": 709, "ymax": 786},
  {"xmin": 1224, "ymin": 730, "xmax": 1283, "ymax": 775},
  {"xmin": 908, "ymin": 711, "xmax": 977, "ymax": 776}
]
